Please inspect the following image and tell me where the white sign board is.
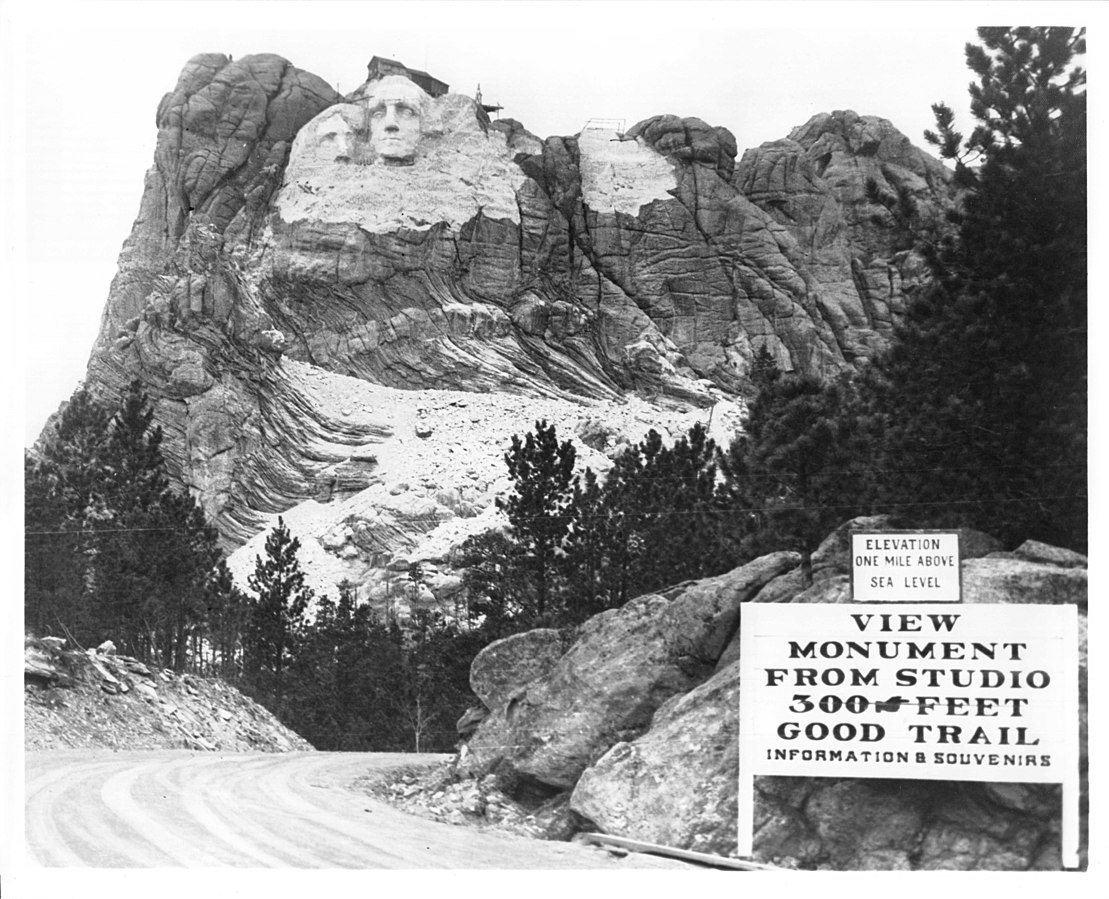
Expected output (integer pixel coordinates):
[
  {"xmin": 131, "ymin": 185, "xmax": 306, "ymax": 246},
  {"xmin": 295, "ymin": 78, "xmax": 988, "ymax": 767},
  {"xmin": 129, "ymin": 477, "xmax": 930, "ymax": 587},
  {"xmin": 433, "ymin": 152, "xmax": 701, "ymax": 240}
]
[
  {"xmin": 851, "ymin": 532, "xmax": 961, "ymax": 602},
  {"xmin": 738, "ymin": 602, "xmax": 1080, "ymax": 867}
]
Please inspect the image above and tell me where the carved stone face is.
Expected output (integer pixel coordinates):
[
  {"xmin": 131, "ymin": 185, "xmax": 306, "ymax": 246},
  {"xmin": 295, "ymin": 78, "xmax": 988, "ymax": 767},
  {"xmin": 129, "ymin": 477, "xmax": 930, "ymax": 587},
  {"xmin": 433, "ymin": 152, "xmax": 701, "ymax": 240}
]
[
  {"xmin": 364, "ymin": 76, "xmax": 428, "ymax": 164},
  {"xmin": 314, "ymin": 109, "xmax": 359, "ymax": 163}
]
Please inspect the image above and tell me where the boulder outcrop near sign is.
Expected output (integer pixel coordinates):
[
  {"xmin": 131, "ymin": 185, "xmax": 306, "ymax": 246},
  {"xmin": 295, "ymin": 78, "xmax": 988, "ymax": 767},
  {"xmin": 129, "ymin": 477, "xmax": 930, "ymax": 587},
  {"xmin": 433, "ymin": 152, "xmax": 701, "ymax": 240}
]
[{"xmin": 439, "ymin": 519, "xmax": 1087, "ymax": 871}]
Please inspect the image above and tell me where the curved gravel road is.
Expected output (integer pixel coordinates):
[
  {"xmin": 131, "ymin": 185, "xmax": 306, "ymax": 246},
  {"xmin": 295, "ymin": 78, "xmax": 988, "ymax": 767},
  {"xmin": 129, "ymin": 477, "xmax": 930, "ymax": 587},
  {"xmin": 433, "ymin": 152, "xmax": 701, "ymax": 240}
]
[{"xmin": 25, "ymin": 751, "xmax": 687, "ymax": 868}]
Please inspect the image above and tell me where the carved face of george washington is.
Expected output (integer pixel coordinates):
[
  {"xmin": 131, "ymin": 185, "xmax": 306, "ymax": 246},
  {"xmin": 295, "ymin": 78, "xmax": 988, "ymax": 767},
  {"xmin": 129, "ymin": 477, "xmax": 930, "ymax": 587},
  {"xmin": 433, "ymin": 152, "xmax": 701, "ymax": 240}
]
[{"xmin": 363, "ymin": 76, "xmax": 429, "ymax": 165}]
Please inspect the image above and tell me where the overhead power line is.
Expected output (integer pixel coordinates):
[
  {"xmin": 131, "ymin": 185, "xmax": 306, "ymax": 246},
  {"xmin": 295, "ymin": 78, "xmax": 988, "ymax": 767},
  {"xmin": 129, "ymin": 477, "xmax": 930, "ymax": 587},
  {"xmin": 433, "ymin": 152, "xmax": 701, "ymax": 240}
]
[{"xmin": 24, "ymin": 491, "xmax": 1087, "ymax": 537}]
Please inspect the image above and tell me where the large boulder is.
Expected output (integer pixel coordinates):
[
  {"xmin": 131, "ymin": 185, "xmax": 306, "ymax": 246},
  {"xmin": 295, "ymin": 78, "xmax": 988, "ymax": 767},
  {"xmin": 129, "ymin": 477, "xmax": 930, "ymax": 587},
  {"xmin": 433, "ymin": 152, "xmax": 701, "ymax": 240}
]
[
  {"xmin": 570, "ymin": 660, "xmax": 743, "ymax": 856},
  {"xmin": 574, "ymin": 658, "xmax": 1013, "ymax": 869},
  {"xmin": 459, "ymin": 552, "xmax": 799, "ymax": 791},
  {"xmin": 469, "ymin": 629, "xmax": 565, "ymax": 709},
  {"xmin": 962, "ymin": 555, "xmax": 1087, "ymax": 607},
  {"xmin": 1011, "ymin": 540, "xmax": 1088, "ymax": 568}
]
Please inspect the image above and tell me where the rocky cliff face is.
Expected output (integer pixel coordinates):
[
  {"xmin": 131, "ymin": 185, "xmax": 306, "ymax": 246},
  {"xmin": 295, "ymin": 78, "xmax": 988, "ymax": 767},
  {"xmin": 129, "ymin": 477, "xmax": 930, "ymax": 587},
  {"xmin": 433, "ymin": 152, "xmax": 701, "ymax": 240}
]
[{"xmin": 75, "ymin": 53, "xmax": 953, "ymax": 608}]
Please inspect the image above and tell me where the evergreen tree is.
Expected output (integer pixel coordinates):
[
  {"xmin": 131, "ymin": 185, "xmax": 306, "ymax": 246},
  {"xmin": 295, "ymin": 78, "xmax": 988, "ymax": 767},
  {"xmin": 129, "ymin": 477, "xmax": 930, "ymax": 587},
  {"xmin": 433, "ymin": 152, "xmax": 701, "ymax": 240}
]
[
  {"xmin": 402, "ymin": 610, "xmax": 485, "ymax": 752},
  {"xmin": 86, "ymin": 381, "xmax": 221, "ymax": 668},
  {"xmin": 573, "ymin": 424, "xmax": 735, "ymax": 605},
  {"xmin": 867, "ymin": 27, "xmax": 1086, "ymax": 549},
  {"xmin": 203, "ymin": 559, "xmax": 249, "ymax": 677},
  {"xmin": 560, "ymin": 467, "xmax": 612, "ymax": 620},
  {"xmin": 281, "ymin": 590, "xmax": 345, "ymax": 749},
  {"xmin": 291, "ymin": 587, "xmax": 412, "ymax": 751},
  {"xmin": 724, "ymin": 375, "xmax": 869, "ymax": 584},
  {"xmin": 749, "ymin": 344, "xmax": 782, "ymax": 392},
  {"xmin": 24, "ymin": 387, "xmax": 114, "ymax": 641},
  {"xmin": 24, "ymin": 455, "xmax": 87, "ymax": 639},
  {"xmin": 468, "ymin": 422, "xmax": 746, "ymax": 628},
  {"xmin": 244, "ymin": 517, "xmax": 313, "ymax": 707},
  {"xmin": 26, "ymin": 382, "xmax": 226, "ymax": 668},
  {"xmin": 457, "ymin": 530, "xmax": 534, "ymax": 636},
  {"xmin": 497, "ymin": 420, "xmax": 577, "ymax": 621},
  {"xmin": 627, "ymin": 424, "xmax": 732, "ymax": 595}
]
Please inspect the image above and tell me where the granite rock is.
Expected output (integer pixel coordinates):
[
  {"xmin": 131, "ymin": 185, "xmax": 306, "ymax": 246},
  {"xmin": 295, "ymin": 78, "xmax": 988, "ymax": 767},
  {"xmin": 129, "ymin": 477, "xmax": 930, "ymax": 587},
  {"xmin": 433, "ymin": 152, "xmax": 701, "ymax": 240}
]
[{"xmin": 73, "ymin": 55, "xmax": 953, "ymax": 615}]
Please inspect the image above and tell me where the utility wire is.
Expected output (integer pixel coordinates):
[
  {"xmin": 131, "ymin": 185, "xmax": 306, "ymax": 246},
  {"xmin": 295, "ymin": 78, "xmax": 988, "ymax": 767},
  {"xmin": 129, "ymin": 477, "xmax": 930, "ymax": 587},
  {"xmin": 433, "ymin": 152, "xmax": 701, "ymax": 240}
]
[{"xmin": 24, "ymin": 492, "xmax": 1087, "ymax": 537}]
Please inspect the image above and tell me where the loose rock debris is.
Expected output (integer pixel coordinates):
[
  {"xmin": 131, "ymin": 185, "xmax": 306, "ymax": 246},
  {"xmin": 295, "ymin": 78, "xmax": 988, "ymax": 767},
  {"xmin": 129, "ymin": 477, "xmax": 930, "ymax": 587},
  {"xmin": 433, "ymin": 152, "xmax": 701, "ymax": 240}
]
[{"xmin": 24, "ymin": 635, "xmax": 311, "ymax": 753}]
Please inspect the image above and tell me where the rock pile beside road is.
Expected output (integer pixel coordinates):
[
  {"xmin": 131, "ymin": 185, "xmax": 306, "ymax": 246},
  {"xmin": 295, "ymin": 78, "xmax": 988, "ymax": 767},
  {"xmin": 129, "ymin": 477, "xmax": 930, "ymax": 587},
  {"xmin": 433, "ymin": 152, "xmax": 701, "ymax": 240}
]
[
  {"xmin": 357, "ymin": 761, "xmax": 577, "ymax": 842},
  {"xmin": 24, "ymin": 637, "xmax": 312, "ymax": 752}
]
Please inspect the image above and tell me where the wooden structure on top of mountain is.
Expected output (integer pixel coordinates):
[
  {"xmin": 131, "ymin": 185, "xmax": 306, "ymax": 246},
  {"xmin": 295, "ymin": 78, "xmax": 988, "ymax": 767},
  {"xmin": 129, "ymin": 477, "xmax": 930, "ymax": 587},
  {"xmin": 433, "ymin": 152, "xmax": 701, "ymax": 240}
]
[
  {"xmin": 366, "ymin": 56, "xmax": 449, "ymax": 98},
  {"xmin": 475, "ymin": 84, "xmax": 503, "ymax": 117}
]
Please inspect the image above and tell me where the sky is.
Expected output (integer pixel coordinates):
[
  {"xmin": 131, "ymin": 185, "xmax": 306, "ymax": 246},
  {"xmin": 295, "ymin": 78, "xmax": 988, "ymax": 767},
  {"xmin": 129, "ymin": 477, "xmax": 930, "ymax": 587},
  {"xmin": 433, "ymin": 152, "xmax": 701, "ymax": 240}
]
[{"xmin": 0, "ymin": 0, "xmax": 1095, "ymax": 449}]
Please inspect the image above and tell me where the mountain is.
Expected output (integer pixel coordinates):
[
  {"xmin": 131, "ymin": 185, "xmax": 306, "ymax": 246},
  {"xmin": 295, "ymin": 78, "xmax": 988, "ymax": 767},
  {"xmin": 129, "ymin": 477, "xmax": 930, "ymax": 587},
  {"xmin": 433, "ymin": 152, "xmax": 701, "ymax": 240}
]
[{"xmin": 69, "ymin": 53, "xmax": 953, "ymax": 611}]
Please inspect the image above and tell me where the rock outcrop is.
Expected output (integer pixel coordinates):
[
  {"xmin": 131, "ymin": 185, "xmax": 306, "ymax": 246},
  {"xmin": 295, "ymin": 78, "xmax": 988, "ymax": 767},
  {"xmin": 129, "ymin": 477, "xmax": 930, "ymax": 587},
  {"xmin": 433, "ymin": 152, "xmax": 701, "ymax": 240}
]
[
  {"xmin": 450, "ymin": 520, "xmax": 1087, "ymax": 870},
  {"xmin": 70, "ymin": 52, "xmax": 953, "ymax": 610},
  {"xmin": 571, "ymin": 659, "xmax": 744, "ymax": 857},
  {"xmin": 469, "ymin": 629, "xmax": 566, "ymax": 710},
  {"xmin": 24, "ymin": 636, "xmax": 312, "ymax": 752},
  {"xmin": 458, "ymin": 552, "xmax": 800, "ymax": 791},
  {"xmin": 735, "ymin": 111, "xmax": 951, "ymax": 366}
]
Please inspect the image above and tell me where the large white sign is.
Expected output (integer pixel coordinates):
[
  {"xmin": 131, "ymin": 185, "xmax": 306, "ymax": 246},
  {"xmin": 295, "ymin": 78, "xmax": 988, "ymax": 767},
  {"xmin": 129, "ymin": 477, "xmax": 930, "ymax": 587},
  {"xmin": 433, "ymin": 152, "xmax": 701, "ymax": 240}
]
[
  {"xmin": 851, "ymin": 532, "xmax": 961, "ymax": 602},
  {"xmin": 738, "ymin": 602, "xmax": 1080, "ymax": 867}
]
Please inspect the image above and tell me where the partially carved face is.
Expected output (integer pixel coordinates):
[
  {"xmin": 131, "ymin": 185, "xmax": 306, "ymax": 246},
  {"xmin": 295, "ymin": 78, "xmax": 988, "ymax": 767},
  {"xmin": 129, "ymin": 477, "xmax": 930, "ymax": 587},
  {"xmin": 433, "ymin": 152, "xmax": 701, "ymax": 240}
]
[
  {"xmin": 365, "ymin": 76, "xmax": 428, "ymax": 164},
  {"xmin": 314, "ymin": 108, "xmax": 360, "ymax": 163}
]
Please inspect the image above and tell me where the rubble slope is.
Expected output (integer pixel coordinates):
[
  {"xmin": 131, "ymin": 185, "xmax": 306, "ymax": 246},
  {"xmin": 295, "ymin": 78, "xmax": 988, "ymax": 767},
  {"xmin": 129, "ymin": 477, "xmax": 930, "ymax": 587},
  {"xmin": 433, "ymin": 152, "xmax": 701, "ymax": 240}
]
[{"xmin": 24, "ymin": 637, "xmax": 312, "ymax": 753}]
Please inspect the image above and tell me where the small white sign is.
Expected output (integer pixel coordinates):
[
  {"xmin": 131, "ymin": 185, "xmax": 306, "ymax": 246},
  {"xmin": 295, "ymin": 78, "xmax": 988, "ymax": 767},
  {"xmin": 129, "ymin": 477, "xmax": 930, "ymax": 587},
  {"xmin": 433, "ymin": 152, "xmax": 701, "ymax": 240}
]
[{"xmin": 851, "ymin": 532, "xmax": 961, "ymax": 602}]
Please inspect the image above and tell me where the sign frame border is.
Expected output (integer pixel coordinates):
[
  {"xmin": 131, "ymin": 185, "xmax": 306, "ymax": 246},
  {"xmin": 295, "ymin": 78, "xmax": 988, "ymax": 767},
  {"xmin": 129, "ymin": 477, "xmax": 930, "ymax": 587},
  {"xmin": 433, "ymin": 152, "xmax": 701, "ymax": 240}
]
[{"xmin": 848, "ymin": 528, "xmax": 964, "ymax": 604}]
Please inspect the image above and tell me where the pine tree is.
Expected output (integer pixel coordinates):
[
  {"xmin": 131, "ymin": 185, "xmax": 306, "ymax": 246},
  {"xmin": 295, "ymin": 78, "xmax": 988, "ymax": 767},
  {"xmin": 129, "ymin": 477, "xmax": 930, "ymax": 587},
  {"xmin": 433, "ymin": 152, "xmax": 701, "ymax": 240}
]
[
  {"xmin": 749, "ymin": 344, "xmax": 782, "ymax": 392},
  {"xmin": 25, "ymin": 388, "xmax": 115, "ymax": 641},
  {"xmin": 583, "ymin": 425, "xmax": 732, "ymax": 602},
  {"xmin": 86, "ymin": 381, "xmax": 221, "ymax": 667},
  {"xmin": 497, "ymin": 420, "xmax": 577, "ymax": 621},
  {"xmin": 631, "ymin": 424, "xmax": 731, "ymax": 594},
  {"xmin": 560, "ymin": 467, "xmax": 611, "ymax": 620},
  {"xmin": 457, "ymin": 530, "xmax": 533, "ymax": 636},
  {"xmin": 26, "ymin": 382, "xmax": 226, "ymax": 667},
  {"xmin": 24, "ymin": 455, "xmax": 87, "ymax": 639},
  {"xmin": 868, "ymin": 27, "xmax": 1086, "ymax": 549},
  {"xmin": 244, "ymin": 517, "xmax": 313, "ymax": 707},
  {"xmin": 725, "ymin": 375, "xmax": 868, "ymax": 584},
  {"xmin": 203, "ymin": 559, "xmax": 248, "ymax": 677}
]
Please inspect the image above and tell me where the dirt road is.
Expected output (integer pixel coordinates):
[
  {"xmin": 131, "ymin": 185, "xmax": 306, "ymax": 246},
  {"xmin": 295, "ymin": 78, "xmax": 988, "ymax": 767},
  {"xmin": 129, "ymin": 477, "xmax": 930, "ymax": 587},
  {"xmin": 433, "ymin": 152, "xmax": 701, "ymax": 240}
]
[{"xmin": 24, "ymin": 751, "xmax": 687, "ymax": 868}]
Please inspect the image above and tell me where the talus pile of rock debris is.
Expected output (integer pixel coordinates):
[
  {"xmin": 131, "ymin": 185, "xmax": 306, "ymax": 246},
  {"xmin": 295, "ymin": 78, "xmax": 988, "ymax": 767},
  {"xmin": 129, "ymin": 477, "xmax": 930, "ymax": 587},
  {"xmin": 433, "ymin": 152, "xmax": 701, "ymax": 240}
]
[{"xmin": 24, "ymin": 637, "xmax": 312, "ymax": 752}]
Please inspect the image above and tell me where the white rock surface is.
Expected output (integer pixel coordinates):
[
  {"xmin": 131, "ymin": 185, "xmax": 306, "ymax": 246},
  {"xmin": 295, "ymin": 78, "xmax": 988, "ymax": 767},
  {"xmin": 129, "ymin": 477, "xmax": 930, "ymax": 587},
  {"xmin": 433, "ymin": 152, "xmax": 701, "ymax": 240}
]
[
  {"xmin": 277, "ymin": 94, "xmax": 539, "ymax": 232},
  {"xmin": 227, "ymin": 359, "xmax": 739, "ymax": 611},
  {"xmin": 578, "ymin": 128, "xmax": 676, "ymax": 215}
]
